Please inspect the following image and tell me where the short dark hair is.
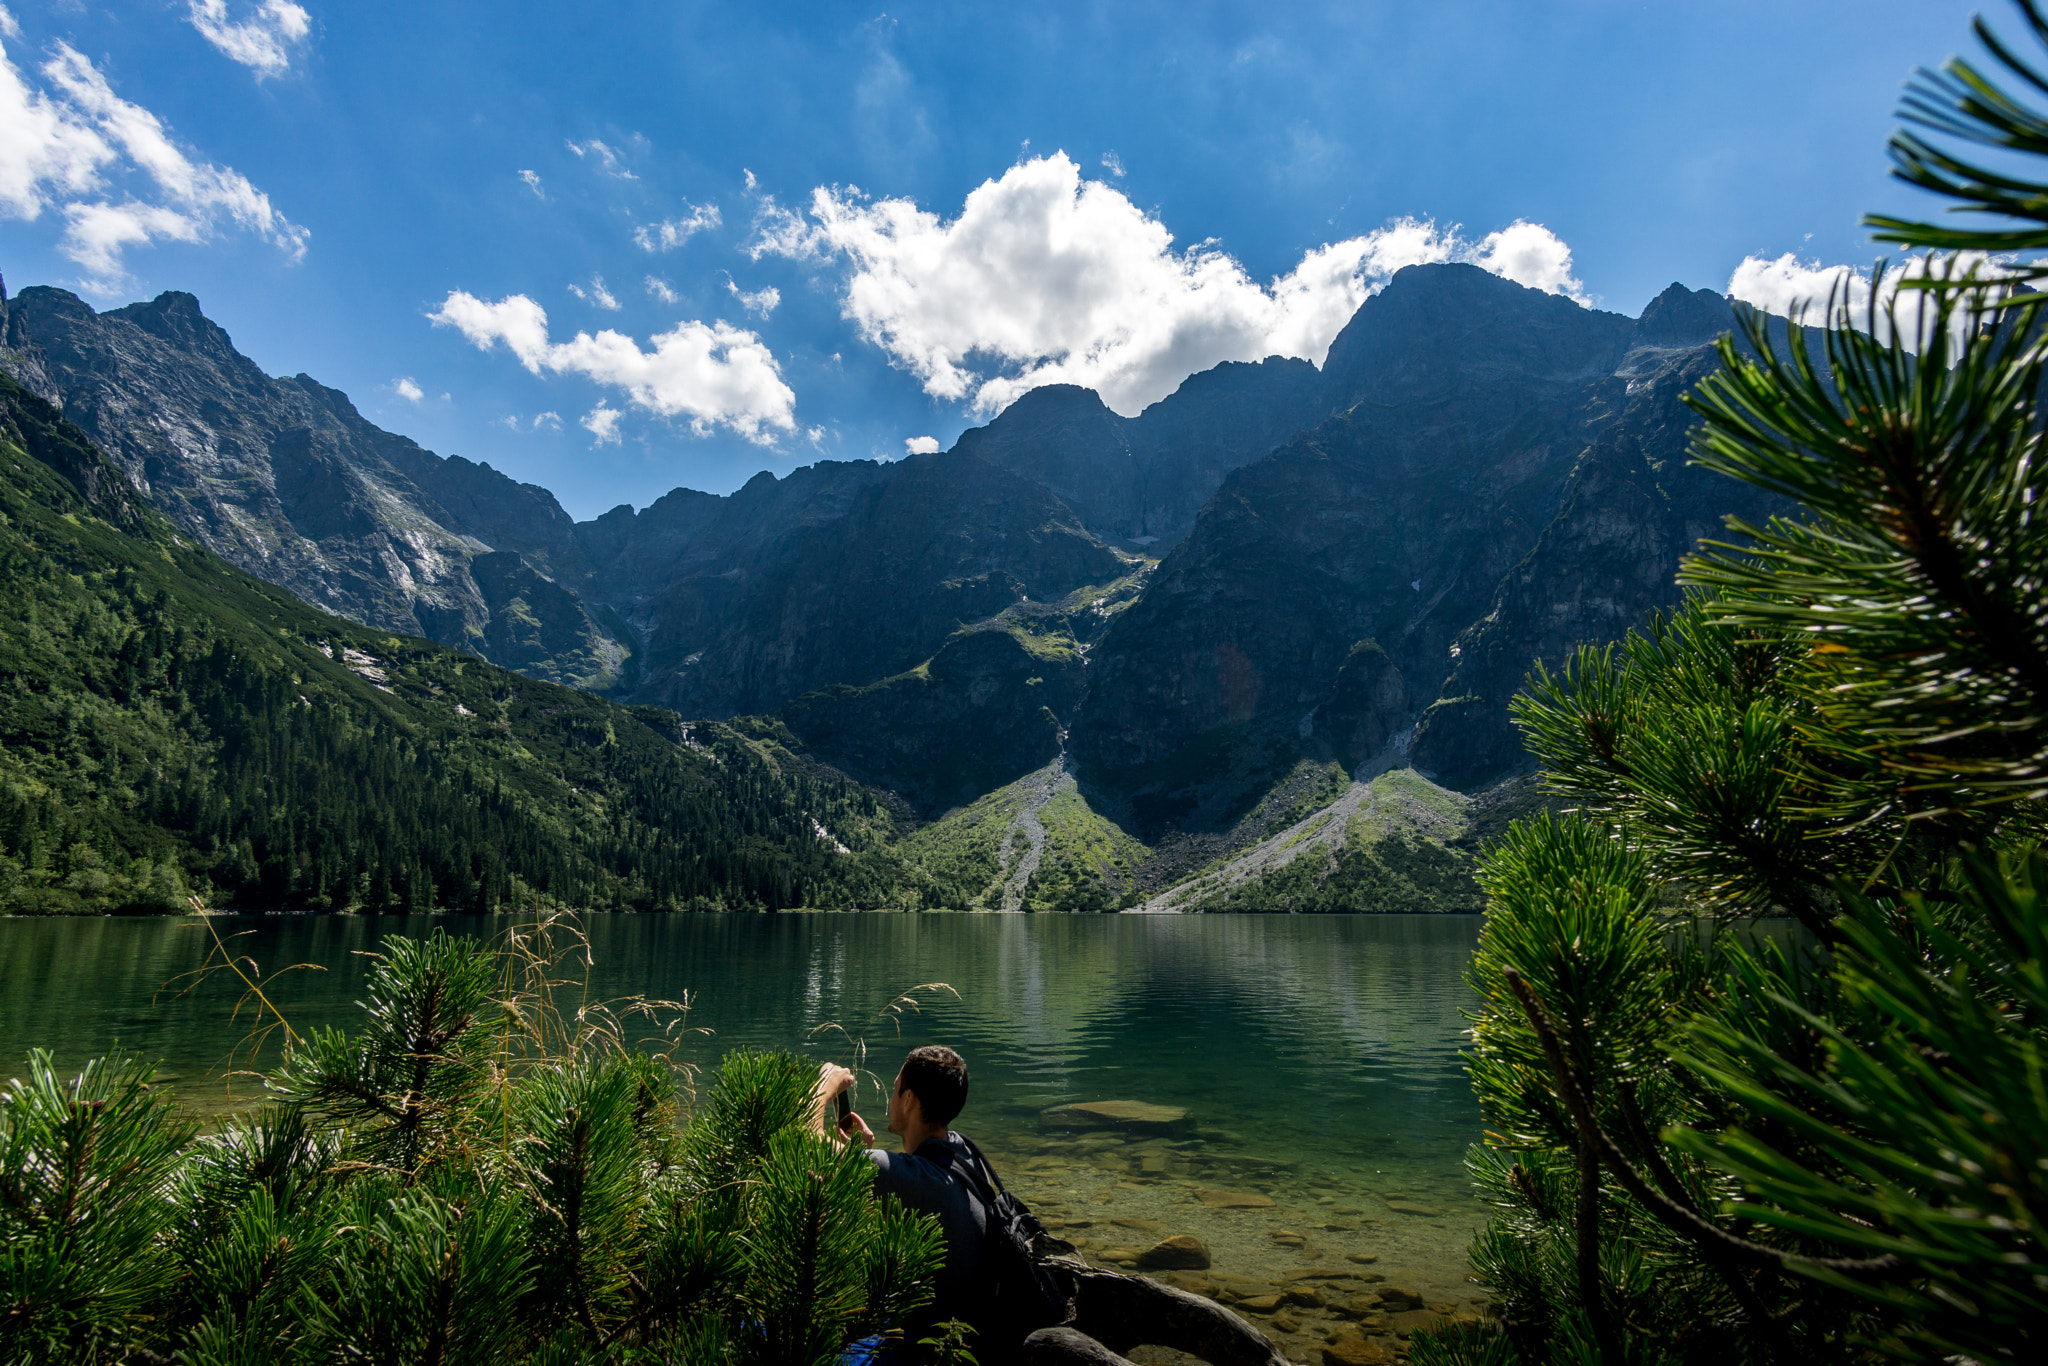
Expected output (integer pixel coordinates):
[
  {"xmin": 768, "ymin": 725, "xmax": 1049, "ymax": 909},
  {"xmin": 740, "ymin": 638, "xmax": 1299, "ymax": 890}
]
[{"xmin": 898, "ymin": 1046, "xmax": 969, "ymax": 1127}]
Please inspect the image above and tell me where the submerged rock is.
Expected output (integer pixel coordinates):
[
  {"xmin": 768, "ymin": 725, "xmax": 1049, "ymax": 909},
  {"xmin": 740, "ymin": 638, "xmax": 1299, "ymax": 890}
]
[
  {"xmin": 1040, "ymin": 1100, "xmax": 1191, "ymax": 1134},
  {"xmin": 1196, "ymin": 1188, "xmax": 1275, "ymax": 1209},
  {"xmin": 1323, "ymin": 1336, "xmax": 1397, "ymax": 1366},
  {"xmin": 1135, "ymin": 1234, "xmax": 1211, "ymax": 1270}
]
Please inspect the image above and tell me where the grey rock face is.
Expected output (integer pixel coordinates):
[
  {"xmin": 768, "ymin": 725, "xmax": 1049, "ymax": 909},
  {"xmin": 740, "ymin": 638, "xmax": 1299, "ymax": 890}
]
[
  {"xmin": 953, "ymin": 354, "xmax": 1326, "ymax": 551},
  {"xmin": 1070, "ymin": 270, "xmax": 1780, "ymax": 814},
  {"xmin": 0, "ymin": 283, "xmax": 623, "ymax": 687}
]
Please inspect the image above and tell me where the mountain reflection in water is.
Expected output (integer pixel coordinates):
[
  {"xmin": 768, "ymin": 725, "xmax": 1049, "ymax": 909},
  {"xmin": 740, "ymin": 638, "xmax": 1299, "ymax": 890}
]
[{"xmin": 0, "ymin": 913, "xmax": 1491, "ymax": 1336}]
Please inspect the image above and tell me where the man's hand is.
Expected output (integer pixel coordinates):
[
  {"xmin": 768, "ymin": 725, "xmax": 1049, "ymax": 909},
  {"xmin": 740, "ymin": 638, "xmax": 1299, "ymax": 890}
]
[
  {"xmin": 817, "ymin": 1063, "xmax": 856, "ymax": 1100},
  {"xmin": 811, "ymin": 1063, "xmax": 863, "ymax": 1142},
  {"xmin": 839, "ymin": 1109, "xmax": 876, "ymax": 1148}
]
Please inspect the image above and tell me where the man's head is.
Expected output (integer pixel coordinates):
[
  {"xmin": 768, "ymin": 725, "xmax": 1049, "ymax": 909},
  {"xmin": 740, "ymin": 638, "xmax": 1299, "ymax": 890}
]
[{"xmin": 888, "ymin": 1045, "xmax": 969, "ymax": 1137}]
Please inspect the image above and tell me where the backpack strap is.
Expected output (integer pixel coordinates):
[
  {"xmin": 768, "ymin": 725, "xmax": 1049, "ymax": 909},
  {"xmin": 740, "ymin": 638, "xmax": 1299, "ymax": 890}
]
[
  {"xmin": 918, "ymin": 1133, "xmax": 1004, "ymax": 1213},
  {"xmin": 954, "ymin": 1132, "xmax": 1015, "ymax": 1202}
]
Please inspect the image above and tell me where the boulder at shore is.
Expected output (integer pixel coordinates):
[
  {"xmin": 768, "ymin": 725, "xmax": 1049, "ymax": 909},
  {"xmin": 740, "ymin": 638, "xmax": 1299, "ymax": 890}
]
[{"xmin": 1039, "ymin": 1100, "xmax": 1190, "ymax": 1134}]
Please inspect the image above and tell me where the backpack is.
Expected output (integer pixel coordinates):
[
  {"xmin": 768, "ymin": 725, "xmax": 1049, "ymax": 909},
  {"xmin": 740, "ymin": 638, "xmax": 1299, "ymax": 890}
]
[{"xmin": 924, "ymin": 1132, "xmax": 1076, "ymax": 1343}]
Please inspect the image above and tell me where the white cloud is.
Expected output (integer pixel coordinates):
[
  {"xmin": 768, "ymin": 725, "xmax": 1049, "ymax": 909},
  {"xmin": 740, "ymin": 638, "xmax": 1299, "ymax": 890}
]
[
  {"xmin": 496, "ymin": 414, "xmax": 520, "ymax": 431},
  {"xmin": 1470, "ymin": 220, "xmax": 1590, "ymax": 304},
  {"xmin": 0, "ymin": 37, "xmax": 306, "ymax": 291},
  {"xmin": 1726, "ymin": 251, "xmax": 2007, "ymax": 347},
  {"xmin": 727, "ymin": 279, "xmax": 780, "ymax": 318},
  {"xmin": 394, "ymin": 376, "xmax": 423, "ymax": 402},
  {"xmin": 583, "ymin": 403, "xmax": 623, "ymax": 444},
  {"xmin": 518, "ymin": 168, "xmax": 543, "ymax": 197},
  {"xmin": 634, "ymin": 202, "xmax": 721, "ymax": 251},
  {"xmin": 1100, "ymin": 151, "xmax": 1125, "ymax": 179},
  {"xmin": 430, "ymin": 290, "xmax": 798, "ymax": 444},
  {"xmin": 645, "ymin": 275, "xmax": 680, "ymax": 304},
  {"xmin": 185, "ymin": 1, "xmax": 311, "ymax": 79},
  {"xmin": 750, "ymin": 152, "xmax": 1588, "ymax": 417},
  {"xmin": 568, "ymin": 276, "xmax": 621, "ymax": 311},
  {"xmin": 904, "ymin": 435, "xmax": 941, "ymax": 455},
  {"xmin": 743, "ymin": 195, "xmax": 828, "ymax": 262},
  {"xmin": 534, "ymin": 410, "xmax": 561, "ymax": 430},
  {"xmin": 566, "ymin": 138, "xmax": 636, "ymax": 179},
  {"xmin": 0, "ymin": 9, "xmax": 19, "ymax": 41}
]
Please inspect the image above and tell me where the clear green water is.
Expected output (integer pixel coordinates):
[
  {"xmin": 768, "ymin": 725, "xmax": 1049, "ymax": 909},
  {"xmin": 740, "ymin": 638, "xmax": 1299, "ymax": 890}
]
[{"xmin": 0, "ymin": 912, "xmax": 1490, "ymax": 1336}]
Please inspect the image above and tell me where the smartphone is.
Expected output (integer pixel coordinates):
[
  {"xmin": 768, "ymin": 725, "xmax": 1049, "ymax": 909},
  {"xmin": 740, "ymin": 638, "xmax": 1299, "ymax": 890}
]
[{"xmin": 835, "ymin": 1090, "xmax": 852, "ymax": 1126}]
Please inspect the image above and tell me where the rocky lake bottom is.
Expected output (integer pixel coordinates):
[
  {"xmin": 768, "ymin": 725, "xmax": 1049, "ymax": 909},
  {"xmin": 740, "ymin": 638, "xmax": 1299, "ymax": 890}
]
[
  {"xmin": 967, "ymin": 1102, "xmax": 1487, "ymax": 1364},
  {"xmin": 0, "ymin": 912, "xmax": 1490, "ymax": 1362}
]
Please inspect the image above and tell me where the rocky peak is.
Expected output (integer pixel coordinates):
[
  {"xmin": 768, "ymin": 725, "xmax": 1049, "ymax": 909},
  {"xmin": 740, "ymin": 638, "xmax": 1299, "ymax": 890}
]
[
  {"xmin": 107, "ymin": 290, "xmax": 244, "ymax": 363},
  {"xmin": 1320, "ymin": 263, "xmax": 1636, "ymax": 408},
  {"xmin": 959, "ymin": 382, "xmax": 1127, "ymax": 450},
  {"xmin": 1630, "ymin": 282, "xmax": 1733, "ymax": 349}
]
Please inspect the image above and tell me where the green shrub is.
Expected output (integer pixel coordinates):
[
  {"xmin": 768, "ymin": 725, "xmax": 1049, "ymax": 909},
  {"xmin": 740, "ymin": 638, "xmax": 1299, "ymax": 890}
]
[{"xmin": 0, "ymin": 926, "xmax": 944, "ymax": 1364}]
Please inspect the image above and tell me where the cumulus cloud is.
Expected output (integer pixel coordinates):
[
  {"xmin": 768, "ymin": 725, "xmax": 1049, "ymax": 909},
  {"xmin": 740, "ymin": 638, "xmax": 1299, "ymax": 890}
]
[
  {"xmin": 0, "ymin": 35, "xmax": 307, "ymax": 291},
  {"xmin": 566, "ymin": 138, "xmax": 636, "ymax": 179},
  {"xmin": 634, "ymin": 202, "xmax": 720, "ymax": 251},
  {"xmin": 1726, "ymin": 251, "xmax": 2010, "ymax": 347},
  {"xmin": 727, "ymin": 279, "xmax": 779, "ymax": 317},
  {"xmin": 518, "ymin": 168, "xmax": 543, "ymax": 197},
  {"xmin": 430, "ymin": 290, "xmax": 798, "ymax": 444},
  {"xmin": 903, "ymin": 435, "xmax": 941, "ymax": 455},
  {"xmin": 583, "ymin": 403, "xmax": 623, "ymax": 444},
  {"xmin": 393, "ymin": 376, "xmax": 423, "ymax": 402},
  {"xmin": 568, "ymin": 276, "xmax": 620, "ymax": 310},
  {"xmin": 1471, "ymin": 220, "xmax": 1590, "ymax": 304},
  {"xmin": 751, "ymin": 153, "xmax": 1589, "ymax": 416},
  {"xmin": 185, "ymin": 1, "xmax": 311, "ymax": 79},
  {"xmin": 645, "ymin": 275, "xmax": 679, "ymax": 304}
]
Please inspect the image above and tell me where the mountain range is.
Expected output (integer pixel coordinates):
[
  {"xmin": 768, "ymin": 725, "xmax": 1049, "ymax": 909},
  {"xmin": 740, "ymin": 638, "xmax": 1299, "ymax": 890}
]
[{"xmin": 0, "ymin": 262, "xmax": 1782, "ymax": 911}]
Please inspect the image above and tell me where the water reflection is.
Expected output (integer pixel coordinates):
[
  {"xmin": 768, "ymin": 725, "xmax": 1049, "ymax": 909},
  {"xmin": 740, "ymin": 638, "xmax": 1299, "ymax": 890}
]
[{"xmin": 0, "ymin": 912, "xmax": 1491, "ymax": 1342}]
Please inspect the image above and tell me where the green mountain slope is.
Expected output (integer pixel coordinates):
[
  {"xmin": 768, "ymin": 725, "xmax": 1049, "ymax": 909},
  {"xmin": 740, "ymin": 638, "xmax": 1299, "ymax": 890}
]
[{"xmin": 0, "ymin": 375, "xmax": 905, "ymax": 915}]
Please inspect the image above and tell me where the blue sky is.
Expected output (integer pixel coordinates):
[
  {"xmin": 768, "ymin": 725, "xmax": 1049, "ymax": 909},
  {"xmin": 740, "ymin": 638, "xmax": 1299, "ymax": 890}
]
[{"xmin": 0, "ymin": 0, "xmax": 1993, "ymax": 518}]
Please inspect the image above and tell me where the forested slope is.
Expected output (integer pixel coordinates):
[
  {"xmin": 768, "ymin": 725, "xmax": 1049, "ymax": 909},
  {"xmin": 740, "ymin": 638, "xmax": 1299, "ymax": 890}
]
[{"xmin": 0, "ymin": 375, "xmax": 915, "ymax": 915}]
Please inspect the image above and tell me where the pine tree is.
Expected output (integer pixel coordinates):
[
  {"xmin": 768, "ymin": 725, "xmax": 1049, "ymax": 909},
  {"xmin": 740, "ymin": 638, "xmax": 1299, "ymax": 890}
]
[
  {"xmin": 1428, "ymin": 6, "xmax": 2048, "ymax": 1363},
  {"xmin": 0, "ymin": 925, "xmax": 945, "ymax": 1363}
]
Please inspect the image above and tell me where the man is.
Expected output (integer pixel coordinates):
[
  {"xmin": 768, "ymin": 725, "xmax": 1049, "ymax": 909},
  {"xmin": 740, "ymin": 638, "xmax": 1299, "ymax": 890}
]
[{"xmin": 814, "ymin": 1047, "xmax": 990, "ymax": 1333}]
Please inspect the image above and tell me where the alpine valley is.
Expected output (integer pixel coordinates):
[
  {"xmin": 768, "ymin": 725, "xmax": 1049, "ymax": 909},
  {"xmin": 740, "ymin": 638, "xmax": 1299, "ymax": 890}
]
[{"xmin": 0, "ymin": 263, "xmax": 1783, "ymax": 914}]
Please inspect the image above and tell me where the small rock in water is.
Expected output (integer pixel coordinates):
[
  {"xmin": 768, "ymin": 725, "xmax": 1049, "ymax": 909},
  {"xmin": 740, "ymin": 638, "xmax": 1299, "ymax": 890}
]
[
  {"xmin": 1344, "ymin": 1253, "xmax": 1379, "ymax": 1264},
  {"xmin": 1272, "ymin": 1309, "xmax": 1302, "ymax": 1333},
  {"xmin": 1284, "ymin": 1286, "xmax": 1325, "ymax": 1308},
  {"xmin": 1387, "ymin": 1309, "xmax": 1455, "ymax": 1338},
  {"xmin": 1197, "ymin": 1188, "xmax": 1276, "ymax": 1209},
  {"xmin": 1041, "ymin": 1100, "xmax": 1191, "ymax": 1134},
  {"xmin": 1322, "ymin": 1336, "xmax": 1397, "ymax": 1366},
  {"xmin": 1385, "ymin": 1200, "xmax": 1441, "ymax": 1217},
  {"xmin": 1338, "ymin": 1293, "xmax": 1383, "ymax": 1318},
  {"xmin": 1376, "ymin": 1288, "xmax": 1423, "ymax": 1310},
  {"xmin": 1136, "ymin": 1234, "xmax": 1211, "ymax": 1270},
  {"xmin": 1238, "ymin": 1293, "xmax": 1284, "ymax": 1313}
]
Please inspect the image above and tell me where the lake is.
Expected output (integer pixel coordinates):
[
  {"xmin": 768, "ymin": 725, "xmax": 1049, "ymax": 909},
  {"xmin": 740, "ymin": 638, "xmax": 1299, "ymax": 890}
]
[{"xmin": 0, "ymin": 912, "xmax": 1490, "ymax": 1348}]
